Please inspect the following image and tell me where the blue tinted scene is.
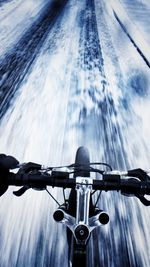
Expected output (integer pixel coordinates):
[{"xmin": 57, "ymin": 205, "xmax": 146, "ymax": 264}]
[{"xmin": 0, "ymin": 0, "xmax": 150, "ymax": 266}]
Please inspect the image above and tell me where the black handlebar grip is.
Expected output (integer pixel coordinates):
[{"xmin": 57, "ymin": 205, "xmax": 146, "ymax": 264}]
[{"xmin": 7, "ymin": 172, "xmax": 76, "ymax": 188}]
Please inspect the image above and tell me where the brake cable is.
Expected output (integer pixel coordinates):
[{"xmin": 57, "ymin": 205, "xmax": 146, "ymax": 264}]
[
  {"xmin": 42, "ymin": 162, "xmax": 112, "ymax": 172},
  {"xmin": 45, "ymin": 188, "xmax": 61, "ymax": 206},
  {"xmin": 70, "ymin": 162, "xmax": 112, "ymax": 171},
  {"xmin": 94, "ymin": 191, "xmax": 102, "ymax": 208}
]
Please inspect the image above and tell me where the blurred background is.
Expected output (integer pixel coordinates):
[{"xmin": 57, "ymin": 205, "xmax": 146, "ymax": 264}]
[{"xmin": 0, "ymin": 0, "xmax": 150, "ymax": 266}]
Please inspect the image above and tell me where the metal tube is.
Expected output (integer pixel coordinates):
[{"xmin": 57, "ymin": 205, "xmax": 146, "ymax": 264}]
[{"xmin": 75, "ymin": 177, "xmax": 93, "ymax": 225}]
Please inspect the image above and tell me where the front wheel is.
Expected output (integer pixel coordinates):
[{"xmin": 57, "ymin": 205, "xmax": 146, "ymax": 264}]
[{"xmin": 68, "ymin": 146, "xmax": 91, "ymax": 267}]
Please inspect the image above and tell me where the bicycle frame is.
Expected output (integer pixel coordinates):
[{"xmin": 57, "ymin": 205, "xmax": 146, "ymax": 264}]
[{"xmin": 53, "ymin": 176, "xmax": 109, "ymax": 245}]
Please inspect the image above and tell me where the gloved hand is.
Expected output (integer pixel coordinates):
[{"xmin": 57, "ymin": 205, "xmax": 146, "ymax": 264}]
[{"xmin": 0, "ymin": 154, "xmax": 19, "ymax": 196}]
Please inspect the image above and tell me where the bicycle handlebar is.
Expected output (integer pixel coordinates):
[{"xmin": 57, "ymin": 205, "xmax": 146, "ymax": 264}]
[
  {"xmin": 7, "ymin": 168, "xmax": 150, "ymax": 206},
  {"xmin": 7, "ymin": 171, "xmax": 149, "ymax": 190}
]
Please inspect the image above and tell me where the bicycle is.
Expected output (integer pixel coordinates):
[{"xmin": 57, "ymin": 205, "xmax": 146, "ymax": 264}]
[{"xmin": 3, "ymin": 146, "xmax": 150, "ymax": 267}]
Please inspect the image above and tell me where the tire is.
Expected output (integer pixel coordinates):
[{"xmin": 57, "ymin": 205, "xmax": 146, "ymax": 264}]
[
  {"xmin": 67, "ymin": 147, "xmax": 90, "ymax": 267},
  {"xmin": 74, "ymin": 146, "xmax": 90, "ymax": 178}
]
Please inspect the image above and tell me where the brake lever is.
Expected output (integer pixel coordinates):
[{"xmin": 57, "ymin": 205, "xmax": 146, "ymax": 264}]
[
  {"xmin": 17, "ymin": 162, "xmax": 42, "ymax": 174},
  {"xmin": 13, "ymin": 186, "xmax": 30, "ymax": 196},
  {"xmin": 12, "ymin": 162, "xmax": 42, "ymax": 196},
  {"xmin": 128, "ymin": 168, "xmax": 149, "ymax": 181},
  {"xmin": 135, "ymin": 194, "xmax": 150, "ymax": 206}
]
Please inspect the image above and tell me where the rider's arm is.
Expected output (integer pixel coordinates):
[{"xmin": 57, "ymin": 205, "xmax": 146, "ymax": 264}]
[{"xmin": 0, "ymin": 154, "xmax": 19, "ymax": 196}]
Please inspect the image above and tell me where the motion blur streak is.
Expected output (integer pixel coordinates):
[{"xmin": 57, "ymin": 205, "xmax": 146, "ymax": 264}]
[{"xmin": 0, "ymin": 0, "xmax": 150, "ymax": 266}]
